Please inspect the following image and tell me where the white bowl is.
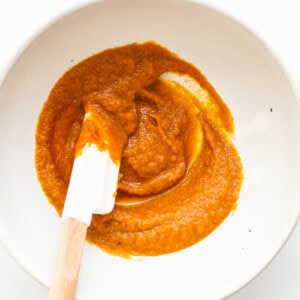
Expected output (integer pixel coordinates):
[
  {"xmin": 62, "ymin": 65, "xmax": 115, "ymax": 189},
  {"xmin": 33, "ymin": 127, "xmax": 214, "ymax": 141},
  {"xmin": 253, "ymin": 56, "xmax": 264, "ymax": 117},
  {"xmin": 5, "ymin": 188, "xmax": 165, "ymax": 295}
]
[{"xmin": 0, "ymin": 0, "xmax": 299, "ymax": 299}]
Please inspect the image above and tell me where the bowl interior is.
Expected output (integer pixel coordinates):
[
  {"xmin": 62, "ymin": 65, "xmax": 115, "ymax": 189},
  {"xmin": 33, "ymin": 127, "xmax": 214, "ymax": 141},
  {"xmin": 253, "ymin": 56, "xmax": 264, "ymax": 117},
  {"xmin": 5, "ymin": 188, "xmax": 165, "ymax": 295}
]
[{"xmin": 0, "ymin": 0, "xmax": 299, "ymax": 299}]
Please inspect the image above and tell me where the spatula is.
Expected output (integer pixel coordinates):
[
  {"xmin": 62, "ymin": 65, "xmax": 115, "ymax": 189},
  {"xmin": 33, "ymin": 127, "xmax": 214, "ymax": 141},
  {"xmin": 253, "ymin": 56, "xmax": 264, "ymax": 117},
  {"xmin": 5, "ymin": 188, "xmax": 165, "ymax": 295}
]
[{"xmin": 48, "ymin": 112, "xmax": 120, "ymax": 300}]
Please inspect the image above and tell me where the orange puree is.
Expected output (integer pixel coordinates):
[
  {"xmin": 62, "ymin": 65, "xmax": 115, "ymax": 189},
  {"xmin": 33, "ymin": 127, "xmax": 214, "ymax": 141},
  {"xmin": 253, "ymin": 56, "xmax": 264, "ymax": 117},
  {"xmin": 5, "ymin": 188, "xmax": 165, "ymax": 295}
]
[{"xmin": 35, "ymin": 42, "xmax": 243, "ymax": 257}]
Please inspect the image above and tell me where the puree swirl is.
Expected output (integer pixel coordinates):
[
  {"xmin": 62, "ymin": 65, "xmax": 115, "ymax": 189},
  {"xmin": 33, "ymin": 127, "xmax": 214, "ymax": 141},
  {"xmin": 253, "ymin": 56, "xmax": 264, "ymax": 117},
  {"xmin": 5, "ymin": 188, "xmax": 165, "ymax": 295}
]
[{"xmin": 35, "ymin": 42, "xmax": 243, "ymax": 257}]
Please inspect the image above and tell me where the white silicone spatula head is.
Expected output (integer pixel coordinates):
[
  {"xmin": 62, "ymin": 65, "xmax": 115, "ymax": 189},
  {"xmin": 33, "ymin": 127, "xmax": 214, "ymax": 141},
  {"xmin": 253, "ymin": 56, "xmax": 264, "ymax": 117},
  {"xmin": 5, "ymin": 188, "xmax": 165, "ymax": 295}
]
[{"xmin": 62, "ymin": 143, "xmax": 119, "ymax": 226}]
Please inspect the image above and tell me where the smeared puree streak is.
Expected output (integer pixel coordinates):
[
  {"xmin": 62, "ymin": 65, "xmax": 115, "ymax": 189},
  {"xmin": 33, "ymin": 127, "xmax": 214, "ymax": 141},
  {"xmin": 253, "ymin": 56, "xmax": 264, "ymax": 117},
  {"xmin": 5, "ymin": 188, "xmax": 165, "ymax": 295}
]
[{"xmin": 35, "ymin": 42, "xmax": 243, "ymax": 257}]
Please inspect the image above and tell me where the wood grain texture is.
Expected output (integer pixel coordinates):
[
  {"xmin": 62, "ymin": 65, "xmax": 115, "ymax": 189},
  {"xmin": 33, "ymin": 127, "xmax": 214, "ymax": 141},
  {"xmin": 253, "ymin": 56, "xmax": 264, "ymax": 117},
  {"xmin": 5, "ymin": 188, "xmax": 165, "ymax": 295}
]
[{"xmin": 48, "ymin": 218, "xmax": 88, "ymax": 300}]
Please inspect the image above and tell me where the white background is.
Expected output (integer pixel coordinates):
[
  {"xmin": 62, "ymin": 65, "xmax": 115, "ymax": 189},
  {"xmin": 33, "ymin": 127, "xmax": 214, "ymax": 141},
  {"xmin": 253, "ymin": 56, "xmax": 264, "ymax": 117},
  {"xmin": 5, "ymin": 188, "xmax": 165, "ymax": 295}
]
[{"xmin": 0, "ymin": 0, "xmax": 299, "ymax": 299}]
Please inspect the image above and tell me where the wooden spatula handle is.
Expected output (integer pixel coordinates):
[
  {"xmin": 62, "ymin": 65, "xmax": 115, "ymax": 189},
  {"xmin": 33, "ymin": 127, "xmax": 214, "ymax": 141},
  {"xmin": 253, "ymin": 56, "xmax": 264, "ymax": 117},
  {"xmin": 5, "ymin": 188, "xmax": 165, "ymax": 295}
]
[{"xmin": 49, "ymin": 218, "xmax": 88, "ymax": 300}]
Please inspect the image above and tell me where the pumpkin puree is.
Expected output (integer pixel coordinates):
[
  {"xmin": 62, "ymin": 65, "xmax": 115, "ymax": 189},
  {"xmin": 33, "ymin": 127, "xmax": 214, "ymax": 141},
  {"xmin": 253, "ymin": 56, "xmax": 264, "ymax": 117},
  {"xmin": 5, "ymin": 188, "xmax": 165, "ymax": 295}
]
[{"xmin": 35, "ymin": 42, "xmax": 243, "ymax": 257}]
